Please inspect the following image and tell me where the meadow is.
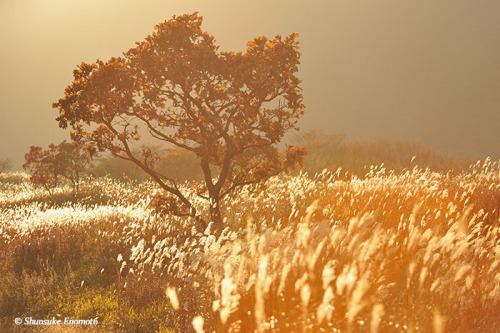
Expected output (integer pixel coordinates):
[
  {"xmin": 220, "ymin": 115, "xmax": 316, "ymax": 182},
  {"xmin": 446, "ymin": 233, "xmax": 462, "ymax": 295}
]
[{"xmin": 0, "ymin": 158, "xmax": 499, "ymax": 332}]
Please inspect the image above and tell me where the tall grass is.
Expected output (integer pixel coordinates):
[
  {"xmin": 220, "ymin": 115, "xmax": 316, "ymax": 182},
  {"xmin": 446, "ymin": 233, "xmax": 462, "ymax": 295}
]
[{"xmin": 0, "ymin": 158, "xmax": 499, "ymax": 332}]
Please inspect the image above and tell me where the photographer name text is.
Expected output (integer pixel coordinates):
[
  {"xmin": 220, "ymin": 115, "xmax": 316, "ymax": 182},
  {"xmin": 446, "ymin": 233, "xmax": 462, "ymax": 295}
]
[{"xmin": 15, "ymin": 317, "xmax": 98, "ymax": 326}]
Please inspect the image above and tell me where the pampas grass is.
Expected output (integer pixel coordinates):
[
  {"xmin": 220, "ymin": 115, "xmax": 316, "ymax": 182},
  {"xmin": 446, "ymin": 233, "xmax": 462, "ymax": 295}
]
[{"xmin": 1, "ymin": 158, "xmax": 499, "ymax": 332}]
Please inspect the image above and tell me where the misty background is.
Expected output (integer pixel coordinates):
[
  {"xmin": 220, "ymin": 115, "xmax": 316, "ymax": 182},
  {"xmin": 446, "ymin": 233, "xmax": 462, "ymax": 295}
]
[{"xmin": 1, "ymin": 0, "xmax": 499, "ymax": 171}]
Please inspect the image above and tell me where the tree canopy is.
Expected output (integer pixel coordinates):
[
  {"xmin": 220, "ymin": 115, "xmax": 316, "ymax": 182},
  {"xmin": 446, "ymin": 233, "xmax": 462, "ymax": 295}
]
[
  {"xmin": 53, "ymin": 13, "xmax": 305, "ymax": 230},
  {"xmin": 24, "ymin": 141, "xmax": 92, "ymax": 195}
]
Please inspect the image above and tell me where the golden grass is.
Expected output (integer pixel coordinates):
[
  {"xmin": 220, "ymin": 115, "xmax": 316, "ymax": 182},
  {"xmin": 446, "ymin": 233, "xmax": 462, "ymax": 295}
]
[{"xmin": 0, "ymin": 158, "xmax": 499, "ymax": 332}]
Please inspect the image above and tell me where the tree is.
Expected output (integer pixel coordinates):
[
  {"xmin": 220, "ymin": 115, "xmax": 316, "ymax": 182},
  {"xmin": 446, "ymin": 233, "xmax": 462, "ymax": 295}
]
[
  {"xmin": 53, "ymin": 13, "xmax": 305, "ymax": 230},
  {"xmin": 24, "ymin": 146, "xmax": 59, "ymax": 195},
  {"xmin": 0, "ymin": 158, "xmax": 13, "ymax": 173},
  {"xmin": 56, "ymin": 141, "xmax": 94, "ymax": 195},
  {"xmin": 23, "ymin": 141, "xmax": 93, "ymax": 195}
]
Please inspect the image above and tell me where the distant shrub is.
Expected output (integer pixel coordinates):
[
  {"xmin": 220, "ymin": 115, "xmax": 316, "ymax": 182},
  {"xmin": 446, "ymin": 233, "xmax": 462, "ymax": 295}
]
[
  {"xmin": 93, "ymin": 148, "xmax": 207, "ymax": 183},
  {"xmin": 92, "ymin": 156, "xmax": 148, "ymax": 181},
  {"xmin": 0, "ymin": 172, "xmax": 29, "ymax": 184},
  {"xmin": 155, "ymin": 149, "xmax": 205, "ymax": 182},
  {"xmin": 0, "ymin": 158, "xmax": 13, "ymax": 173},
  {"xmin": 294, "ymin": 130, "xmax": 463, "ymax": 176}
]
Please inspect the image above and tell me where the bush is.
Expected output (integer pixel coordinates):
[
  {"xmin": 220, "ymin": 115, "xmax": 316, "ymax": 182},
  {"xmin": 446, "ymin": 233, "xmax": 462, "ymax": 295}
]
[
  {"xmin": 155, "ymin": 149, "xmax": 205, "ymax": 182},
  {"xmin": 293, "ymin": 130, "xmax": 463, "ymax": 176},
  {"xmin": 0, "ymin": 172, "xmax": 30, "ymax": 185},
  {"xmin": 91, "ymin": 155, "xmax": 148, "ymax": 181},
  {"xmin": 0, "ymin": 158, "xmax": 13, "ymax": 173},
  {"xmin": 93, "ymin": 148, "xmax": 208, "ymax": 183}
]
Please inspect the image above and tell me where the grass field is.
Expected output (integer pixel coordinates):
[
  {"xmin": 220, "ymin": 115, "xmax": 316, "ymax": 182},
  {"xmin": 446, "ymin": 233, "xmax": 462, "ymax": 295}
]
[{"xmin": 1, "ymin": 158, "xmax": 499, "ymax": 332}]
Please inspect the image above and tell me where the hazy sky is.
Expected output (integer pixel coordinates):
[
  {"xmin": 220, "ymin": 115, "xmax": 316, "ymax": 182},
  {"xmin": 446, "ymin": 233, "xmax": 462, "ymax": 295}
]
[{"xmin": 1, "ymin": 0, "xmax": 499, "ymax": 170}]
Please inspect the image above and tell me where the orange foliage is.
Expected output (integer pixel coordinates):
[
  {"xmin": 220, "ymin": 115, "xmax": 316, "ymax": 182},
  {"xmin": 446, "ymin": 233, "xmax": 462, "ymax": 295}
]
[{"xmin": 53, "ymin": 13, "xmax": 305, "ymax": 230}]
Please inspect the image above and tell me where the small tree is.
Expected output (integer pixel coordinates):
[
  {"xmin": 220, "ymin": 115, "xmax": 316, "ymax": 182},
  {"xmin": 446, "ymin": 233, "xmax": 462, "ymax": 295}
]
[
  {"xmin": 24, "ymin": 146, "xmax": 59, "ymax": 195},
  {"xmin": 53, "ymin": 13, "xmax": 305, "ymax": 230},
  {"xmin": 0, "ymin": 158, "xmax": 13, "ymax": 173},
  {"xmin": 56, "ymin": 141, "xmax": 93, "ymax": 194},
  {"xmin": 23, "ymin": 141, "xmax": 93, "ymax": 196}
]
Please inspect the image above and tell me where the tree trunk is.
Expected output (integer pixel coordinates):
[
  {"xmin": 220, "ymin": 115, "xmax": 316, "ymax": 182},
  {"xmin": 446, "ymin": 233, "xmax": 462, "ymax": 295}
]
[
  {"xmin": 76, "ymin": 170, "xmax": 80, "ymax": 194},
  {"xmin": 209, "ymin": 200, "xmax": 224, "ymax": 231},
  {"xmin": 194, "ymin": 214, "xmax": 208, "ymax": 232}
]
